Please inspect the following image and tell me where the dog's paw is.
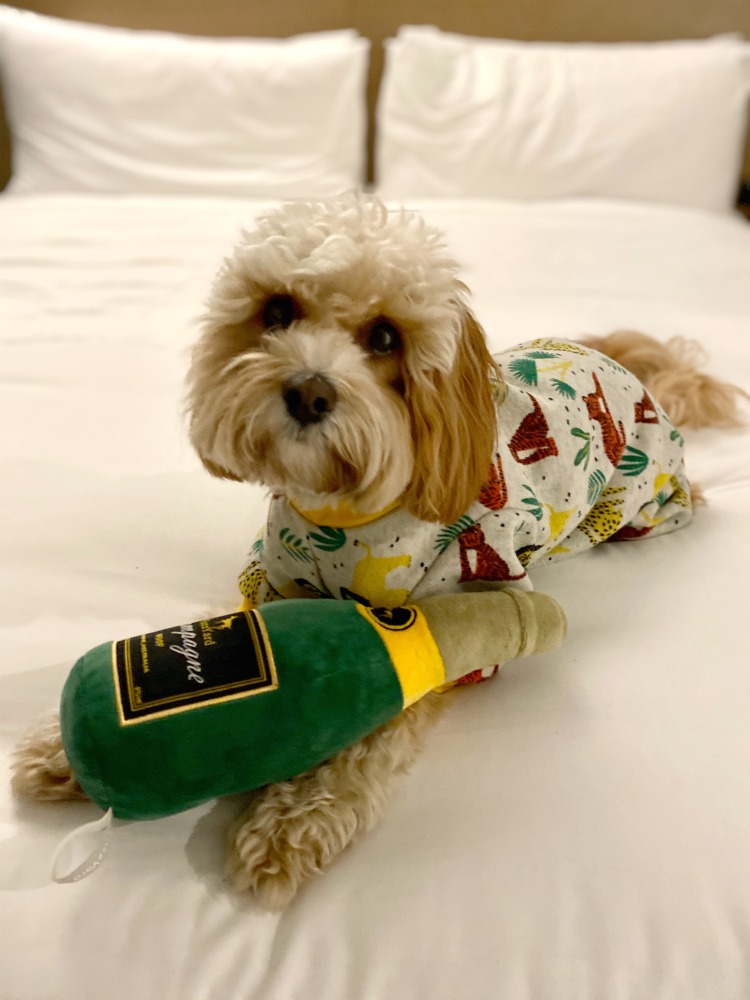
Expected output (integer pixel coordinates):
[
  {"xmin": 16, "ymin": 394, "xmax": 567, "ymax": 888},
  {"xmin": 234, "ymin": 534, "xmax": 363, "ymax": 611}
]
[
  {"xmin": 11, "ymin": 711, "xmax": 87, "ymax": 802},
  {"xmin": 226, "ymin": 776, "xmax": 361, "ymax": 909}
]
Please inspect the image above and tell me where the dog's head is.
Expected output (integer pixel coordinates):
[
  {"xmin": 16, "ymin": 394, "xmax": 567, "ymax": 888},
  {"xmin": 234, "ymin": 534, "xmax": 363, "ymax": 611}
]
[{"xmin": 187, "ymin": 193, "xmax": 499, "ymax": 523}]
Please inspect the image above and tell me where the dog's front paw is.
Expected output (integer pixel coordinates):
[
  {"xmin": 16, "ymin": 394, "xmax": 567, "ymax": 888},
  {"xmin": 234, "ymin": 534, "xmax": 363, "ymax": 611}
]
[
  {"xmin": 226, "ymin": 773, "xmax": 362, "ymax": 910},
  {"xmin": 225, "ymin": 699, "xmax": 442, "ymax": 908},
  {"xmin": 11, "ymin": 711, "xmax": 87, "ymax": 802}
]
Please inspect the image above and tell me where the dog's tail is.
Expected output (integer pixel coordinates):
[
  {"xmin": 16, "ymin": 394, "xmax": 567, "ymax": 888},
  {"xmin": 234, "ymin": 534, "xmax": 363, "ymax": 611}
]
[{"xmin": 580, "ymin": 330, "xmax": 748, "ymax": 430}]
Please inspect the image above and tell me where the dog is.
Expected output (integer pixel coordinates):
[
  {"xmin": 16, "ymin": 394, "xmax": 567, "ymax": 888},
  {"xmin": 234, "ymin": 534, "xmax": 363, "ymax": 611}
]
[{"xmin": 12, "ymin": 193, "xmax": 747, "ymax": 909}]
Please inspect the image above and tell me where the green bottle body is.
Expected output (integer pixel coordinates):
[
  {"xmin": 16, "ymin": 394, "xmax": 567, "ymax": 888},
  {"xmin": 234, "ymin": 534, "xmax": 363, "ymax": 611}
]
[{"xmin": 60, "ymin": 601, "xmax": 409, "ymax": 820}]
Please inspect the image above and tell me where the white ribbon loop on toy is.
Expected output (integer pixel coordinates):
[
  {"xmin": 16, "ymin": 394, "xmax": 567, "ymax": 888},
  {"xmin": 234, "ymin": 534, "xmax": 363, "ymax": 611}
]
[{"xmin": 51, "ymin": 808, "xmax": 113, "ymax": 883}]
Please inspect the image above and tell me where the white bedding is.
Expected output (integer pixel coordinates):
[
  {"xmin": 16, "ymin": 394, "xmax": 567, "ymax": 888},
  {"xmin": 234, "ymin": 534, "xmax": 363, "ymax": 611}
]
[{"xmin": 1, "ymin": 193, "xmax": 749, "ymax": 1000}]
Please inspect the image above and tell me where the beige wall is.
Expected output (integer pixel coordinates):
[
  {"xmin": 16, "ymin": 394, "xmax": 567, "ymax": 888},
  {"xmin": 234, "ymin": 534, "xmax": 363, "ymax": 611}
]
[{"xmin": 2, "ymin": 0, "xmax": 749, "ymax": 191}]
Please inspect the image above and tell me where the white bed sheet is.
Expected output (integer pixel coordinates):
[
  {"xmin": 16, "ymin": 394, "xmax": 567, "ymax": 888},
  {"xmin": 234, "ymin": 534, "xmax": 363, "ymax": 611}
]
[{"xmin": 1, "ymin": 193, "xmax": 749, "ymax": 1000}]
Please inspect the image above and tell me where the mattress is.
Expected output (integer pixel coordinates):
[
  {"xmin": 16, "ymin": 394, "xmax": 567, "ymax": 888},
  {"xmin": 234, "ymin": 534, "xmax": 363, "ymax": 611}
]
[{"xmin": 1, "ymin": 193, "xmax": 749, "ymax": 1000}]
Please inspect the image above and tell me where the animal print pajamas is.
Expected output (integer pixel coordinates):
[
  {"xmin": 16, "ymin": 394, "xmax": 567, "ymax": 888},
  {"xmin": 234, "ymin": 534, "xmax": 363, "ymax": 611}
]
[{"xmin": 240, "ymin": 340, "xmax": 692, "ymax": 628}]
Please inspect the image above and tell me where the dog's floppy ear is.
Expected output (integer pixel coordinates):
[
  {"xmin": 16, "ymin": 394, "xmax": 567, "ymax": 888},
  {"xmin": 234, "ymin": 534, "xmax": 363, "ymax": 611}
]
[
  {"xmin": 186, "ymin": 321, "xmax": 250, "ymax": 484},
  {"xmin": 186, "ymin": 374, "xmax": 245, "ymax": 482},
  {"xmin": 196, "ymin": 453, "xmax": 244, "ymax": 483},
  {"xmin": 403, "ymin": 306, "xmax": 499, "ymax": 524},
  {"xmin": 188, "ymin": 404, "xmax": 244, "ymax": 482}
]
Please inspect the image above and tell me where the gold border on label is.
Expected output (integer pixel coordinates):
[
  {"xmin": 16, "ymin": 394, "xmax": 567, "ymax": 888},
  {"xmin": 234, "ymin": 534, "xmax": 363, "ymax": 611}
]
[{"xmin": 112, "ymin": 610, "xmax": 279, "ymax": 726}]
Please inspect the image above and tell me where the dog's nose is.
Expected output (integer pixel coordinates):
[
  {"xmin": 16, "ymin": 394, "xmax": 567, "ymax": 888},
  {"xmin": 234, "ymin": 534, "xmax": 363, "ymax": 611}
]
[{"xmin": 282, "ymin": 373, "xmax": 338, "ymax": 426}]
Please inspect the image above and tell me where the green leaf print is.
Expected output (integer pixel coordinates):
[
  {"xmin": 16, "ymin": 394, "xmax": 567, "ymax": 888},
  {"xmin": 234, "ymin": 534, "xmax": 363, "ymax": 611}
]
[
  {"xmin": 521, "ymin": 485, "xmax": 544, "ymax": 522},
  {"xmin": 571, "ymin": 428, "xmax": 591, "ymax": 469},
  {"xmin": 251, "ymin": 535, "xmax": 264, "ymax": 558},
  {"xmin": 526, "ymin": 351, "xmax": 558, "ymax": 360},
  {"xmin": 508, "ymin": 358, "xmax": 539, "ymax": 387},
  {"xmin": 435, "ymin": 514, "xmax": 476, "ymax": 553},
  {"xmin": 279, "ymin": 527, "xmax": 313, "ymax": 563},
  {"xmin": 670, "ymin": 427, "xmax": 685, "ymax": 447},
  {"xmin": 551, "ymin": 378, "xmax": 577, "ymax": 400},
  {"xmin": 617, "ymin": 446, "xmax": 649, "ymax": 477},
  {"xmin": 600, "ymin": 356, "xmax": 629, "ymax": 376},
  {"xmin": 587, "ymin": 469, "xmax": 607, "ymax": 505},
  {"xmin": 309, "ymin": 526, "xmax": 347, "ymax": 552}
]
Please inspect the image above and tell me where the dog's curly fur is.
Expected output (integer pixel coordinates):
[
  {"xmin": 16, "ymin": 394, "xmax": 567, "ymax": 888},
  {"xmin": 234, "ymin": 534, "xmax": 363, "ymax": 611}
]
[{"xmin": 12, "ymin": 193, "xmax": 747, "ymax": 909}]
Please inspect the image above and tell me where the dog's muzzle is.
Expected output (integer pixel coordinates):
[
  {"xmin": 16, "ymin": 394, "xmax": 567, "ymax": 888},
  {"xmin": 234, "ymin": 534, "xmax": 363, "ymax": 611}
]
[{"xmin": 282, "ymin": 373, "xmax": 338, "ymax": 427}]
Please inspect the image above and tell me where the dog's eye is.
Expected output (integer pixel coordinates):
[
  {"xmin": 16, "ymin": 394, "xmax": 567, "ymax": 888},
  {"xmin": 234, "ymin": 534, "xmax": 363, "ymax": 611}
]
[
  {"xmin": 367, "ymin": 320, "xmax": 401, "ymax": 356},
  {"xmin": 262, "ymin": 295, "xmax": 297, "ymax": 331}
]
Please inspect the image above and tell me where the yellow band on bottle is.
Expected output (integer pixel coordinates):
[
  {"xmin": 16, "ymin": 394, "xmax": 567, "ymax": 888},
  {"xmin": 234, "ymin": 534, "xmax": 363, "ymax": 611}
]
[{"xmin": 354, "ymin": 604, "xmax": 446, "ymax": 708}]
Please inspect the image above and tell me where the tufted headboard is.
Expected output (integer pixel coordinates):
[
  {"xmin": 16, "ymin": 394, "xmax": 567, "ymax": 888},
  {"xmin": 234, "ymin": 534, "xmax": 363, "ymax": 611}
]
[{"xmin": 1, "ymin": 0, "xmax": 749, "ymax": 195}]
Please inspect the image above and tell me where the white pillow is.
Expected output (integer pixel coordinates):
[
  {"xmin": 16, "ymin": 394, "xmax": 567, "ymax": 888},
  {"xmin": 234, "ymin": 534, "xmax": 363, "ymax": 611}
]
[
  {"xmin": 377, "ymin": 25, "xmax": 750, "ymax": 211},
  {"xmin": 0, "ymin": 6, "xmax": 369, "ymax": 196}
]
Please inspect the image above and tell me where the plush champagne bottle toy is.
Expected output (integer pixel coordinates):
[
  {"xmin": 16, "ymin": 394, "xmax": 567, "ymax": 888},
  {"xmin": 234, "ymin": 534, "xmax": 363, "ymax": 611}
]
[{"xmin": 42, "ymin": 591, "xmax": 565, "ymax": 821}]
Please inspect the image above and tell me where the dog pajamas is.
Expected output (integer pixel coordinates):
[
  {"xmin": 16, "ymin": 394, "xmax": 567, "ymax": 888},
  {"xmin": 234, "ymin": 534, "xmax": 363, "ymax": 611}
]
[{"xmin": 240, "ymin": 339, "xmax": 692, "ymax": 633}]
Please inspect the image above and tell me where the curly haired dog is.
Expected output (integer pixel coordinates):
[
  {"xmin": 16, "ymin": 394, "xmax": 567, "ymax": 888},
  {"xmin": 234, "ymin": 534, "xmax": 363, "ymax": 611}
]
[{"xmin": 12, "ymin": 193, "xmax": 746, "ymax": 909}]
